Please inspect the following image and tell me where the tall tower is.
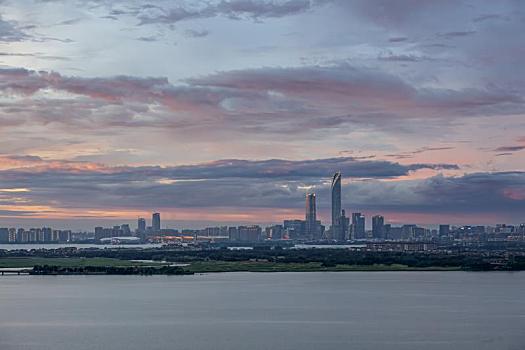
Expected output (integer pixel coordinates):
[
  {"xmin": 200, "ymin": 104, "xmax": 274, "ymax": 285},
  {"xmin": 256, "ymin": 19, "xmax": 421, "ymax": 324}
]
[
  {"xmin": 137, "ymin": 217, "xmax": 146, "ymax": 233},
  {"xmin": 305, "ymin": 193, "xmax": 317, "ymax": 239},
  {"xmin": 331, "ymin": 171, "xmax": 342, "ymax": 240},
  {"xmin": 352, "ymin": 212, "xmax": 365, "ymax": 239},
  {"xmin": 152, "ymin": 212, "xmax": 161, "ymax": 232},
  {"xmin": 372, "ymin": 215, "xmax": 384, "ymax": 239}
]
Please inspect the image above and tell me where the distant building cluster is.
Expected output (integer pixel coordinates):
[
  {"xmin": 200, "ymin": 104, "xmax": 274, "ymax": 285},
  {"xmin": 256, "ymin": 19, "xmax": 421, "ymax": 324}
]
[
  {"xmin": 1, "ymin": 173, "xmax": 525, "ymax": 245},
  {"xmin": 0, "ymin": 227, "xmax": 72, "ymax": 243},
  {"xmin": 95, "ymin": 212, "xmax": 162, "ymax": 241},
  {"xmin": 94, "ymin": 224, "xmax": 132, "ymax": 240}
]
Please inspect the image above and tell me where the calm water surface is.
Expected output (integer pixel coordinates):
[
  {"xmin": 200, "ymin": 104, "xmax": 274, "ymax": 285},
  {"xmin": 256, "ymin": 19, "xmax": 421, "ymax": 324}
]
[{"xmin": 1, "ymin": 272, "xmax": 524, "ymax": 350}]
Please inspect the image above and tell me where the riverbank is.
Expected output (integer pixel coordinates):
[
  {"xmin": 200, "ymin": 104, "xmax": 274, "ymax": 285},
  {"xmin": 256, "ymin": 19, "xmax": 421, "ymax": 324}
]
[
  {"xmin": 0, "ymin": 257, "xmax": 462, "ymax": 274},
  {"xmin": 2, "ymin": 245, "xmax": 524, "ymax": 274},
  {"xmin": 185, "ymin": 261, "xmax": 461, "ymax": 273},
  {"xmin": 29, "ymin": 264, "xmax": 193, "ymax": 275},
  {"xmin": 0, "ymin": 257, "xmax": 165, "ymax": 269}
]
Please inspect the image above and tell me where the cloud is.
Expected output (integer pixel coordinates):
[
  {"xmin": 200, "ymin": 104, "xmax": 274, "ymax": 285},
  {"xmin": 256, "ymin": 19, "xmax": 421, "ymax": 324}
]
[
  {"xmin": 0, "ymin": 64, "xmax": 522, "ymax": 143},
  {"xmin": 0, "ymin": 68, "xmax": 229, "ymax": 117},
  {"xmin": 0, "ymin": 51, "xmax": 69, "ymax": 61},
  {"xmin": 408, "ymin": 172, "xmax": 525, "ymax": 213},
  {"xmin": 472, "ymin": 14, "xmax": 508, "ymax": 23},
  {"xmin": 184, "ymin": 29, "xmax": 209, "ymax": 38},
  {"xmin": 137, "ymin": 0, "xmax": 320, "ymax": 25},
  {"xmin": 0, "ymin": 155, "xmax": 458, "ymax": 179},
  {"xmin": 136, "ymin": 35, "xmax": 160, "ymax": 42},
  {"xmin": 0, "ymin": 15, "xmax": 30, "ymax": 42},
  {"xmin": 0, "ymin": 155, "xmax": 523, "ymax": 223},
  {"xmin": 156, "ymin": 157, "xmax": 458, "ymax": 179},
  {"xmin": 55, "ymin": 17, "xmax": 84, "ymax": 26},
  {"xmin": 0, "ymin": 0, "xmax": 522, "ymax": 226},
  {"xmin": 493, "ymin": 137, "xmax": 525, "ymax": 153},
  {"xmin": 436, "ymin": 30, "xmax": 477, "ymax": 39},
  {"xmin": 377, "ymin": 53, "xmax": 430, "ymax": 62},
  {"xmin": 189, "ymin": 64, "xmax": 523, "ymax": 118},
  {"xmin": 388, "ymin": 36, "xmax": 408, "ymax": 42},
  {"xmin": 385, "ymin": 146, "xmax": 456, "ymax": 159},
  {"xmin": 0, "ymin": 209, "xmax": 37, "ymax": 216},
  {"xmin": 339, "ymin": 172, "xmax": 525, "ymax": 218},
  {"xmin": 494, "ymin": 145, "xmax": 525, "ymax": 152}
]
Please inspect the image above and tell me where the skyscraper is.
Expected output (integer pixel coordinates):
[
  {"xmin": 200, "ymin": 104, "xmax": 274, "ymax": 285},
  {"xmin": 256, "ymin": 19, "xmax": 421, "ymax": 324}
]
[
  {"xmin": 341, "ymin": 209, "xmax": 350, "ymax": 241},
  {"xmin": 372, "ymin": 215, "xmax": 384, "ymax": 239},
  {"xmin": 152, "ymin": 212, "xmax": 161, "ymax": 232},
  {"xmin": 331, "ymin": 171, "xmax": 342, "ymax": 240},
  {"xmin": 352, "ymin": 212, "xmax": 366, "ymax": 239},
  {"xmin": 305, "ymin": 193, "xmax": 317, "ymax": 239},
  {"xmin": 0, "ymin": 228, "xmax": 9, "ymax": 243},
  {"xmin": 283, "ymin": 220, "xmax": 306, "ymax": 239},
  {"xmin": 439, "ymin": 224, "xmax": 450, "ymax": 237},
  {"xmin": 138, "ymin": 217, "xmax": 146, "ymax": 233}
]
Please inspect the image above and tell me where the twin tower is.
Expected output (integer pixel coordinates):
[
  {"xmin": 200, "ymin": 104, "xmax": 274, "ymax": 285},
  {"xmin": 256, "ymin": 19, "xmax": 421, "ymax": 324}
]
[{"xmin": 305, "ymin": 171, "xmax": 346, "ymax": 240}]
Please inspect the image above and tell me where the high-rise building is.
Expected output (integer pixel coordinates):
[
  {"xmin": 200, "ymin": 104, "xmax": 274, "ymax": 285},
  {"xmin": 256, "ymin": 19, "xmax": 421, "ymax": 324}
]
[
  {"xmin": 331, "ymin": 171, "xmax": 342, "ymax": 240},
  {"xmin": 138, "ymin": 217, "xmax": 146, "ymax": 233},
  {"xmin": 8, "ymin": 228, "xmax": 16, "ymax": 243},
  {"xmin": 201, "ymin": 226, "xmax": 228, "ymax": 237},
  {"xmin": 121, "ymin": 224, "xmax": 131, "ymax": 236},
  {"xmin": 305, "ymin": 193, "xmax": 317, "ymax": 239},
  {"xmin": 42, "ymin": 227, "xmax": 52, "ymax": 242},
  {"xmin": 238, "ymin": 225, "xmax": 262, "ymax": 242},
  {"xmin": 352, "ymin": 212, "xmax": 366, "ymax": 239},
  {"xmin": 340, "ymin": 209, "xmax": 350, "ymax": 241},
  {"xmin": 152, "ymin": 212, "xmax": 161, "ymax": 232},
  {"xmin": 372, "ymin": 215, "xmax": 385, "ymax": 239},
  {"xmin": 401, "ymin": 224, "xmax": 417, "ymax": 240},
  {"xmin": 267, "ymin": 225, "xmax": 284, "ymax": 240},
  {"xmin": 383, "ymin": 224, "xmax": 391, "ymax": 239},
  {"xmin": 0, "ymin": 228, "xmax": 9, "ymax": 243},
  {"xmin": 283, "ymin": 220, "xmax": 306, "ymax": 239},
  {"xmin": 228, "ymin": 226, "xmax": 239, "ymax": 241},
  {"xmin": 57, "ymin": 230, "xmax": 71, "ymax": 242},
  {"xmin": 94, "ymin": 226, "xmax": 105, "ymax": 240},
  {"xmin": 439, "ymin": 224, "xmax": 450, "ymax": 237}
]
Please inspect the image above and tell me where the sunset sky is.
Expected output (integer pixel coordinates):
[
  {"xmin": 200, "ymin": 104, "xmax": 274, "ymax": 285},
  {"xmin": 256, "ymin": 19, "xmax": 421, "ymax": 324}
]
[{"xmin": 0, "ymin": 0, "xmax": 524, "ymax": 229}]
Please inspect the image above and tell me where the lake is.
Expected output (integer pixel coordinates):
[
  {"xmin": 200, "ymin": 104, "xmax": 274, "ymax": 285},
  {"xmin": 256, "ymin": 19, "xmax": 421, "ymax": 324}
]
[{"xmin": 1, "ymin": 272, "xmax": 524, "ymax": 350}]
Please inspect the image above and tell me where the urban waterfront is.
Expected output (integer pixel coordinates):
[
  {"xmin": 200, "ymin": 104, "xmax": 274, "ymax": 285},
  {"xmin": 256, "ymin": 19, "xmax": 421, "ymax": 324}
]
[{"xmin": 1, "ymin": 272, "xmax": 524, "ymax": 350}]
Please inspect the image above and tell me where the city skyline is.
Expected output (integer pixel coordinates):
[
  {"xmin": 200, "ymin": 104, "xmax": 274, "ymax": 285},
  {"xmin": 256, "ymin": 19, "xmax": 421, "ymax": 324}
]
[
  {"xmin": 1, "ymin": 3, "xmax": 524, "ymax": 350},
  {"xmin": 3, "ymin": 207, "xmax": 523, "ymax": 244},
  {"xmin": 0, "ymin": 0, "xmax": 523, "ymax": 228},
  {"xmin": 0, "ymin": 173, "xmax": 522, "ymax": 243}
]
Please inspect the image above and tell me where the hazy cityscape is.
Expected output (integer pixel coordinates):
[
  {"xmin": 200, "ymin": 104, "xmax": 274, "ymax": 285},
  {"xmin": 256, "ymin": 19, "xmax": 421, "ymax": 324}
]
[
  {"xmin": 1, "ymin": 1, "xmax": 525, "ymax": 349},
  {"xmin": 2, "ymin": 172, "xmax": 525, "ymax": 248}
]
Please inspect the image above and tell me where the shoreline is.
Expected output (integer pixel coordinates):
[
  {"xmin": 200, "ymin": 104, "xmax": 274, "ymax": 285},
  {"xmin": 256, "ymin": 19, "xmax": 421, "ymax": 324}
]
[
  {"xmin": 0, "ymin": 260, "xmax": 505, "ymax": 275},
  {"xmin": 2, "ymin": 249, "xmax": 524, "ymax": 274},
  {"xmin": 4, "ymin": 268, "xmax": 522, "ymax": 276}
]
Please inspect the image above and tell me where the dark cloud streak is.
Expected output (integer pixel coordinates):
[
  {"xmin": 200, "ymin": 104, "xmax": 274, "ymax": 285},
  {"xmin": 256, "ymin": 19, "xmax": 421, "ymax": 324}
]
[
  {"xmin": 0, "ymin": 157, "xmax": 522, "ymax": 220},
  {"xmin": 137, "ymin": 0, "xmax": 320, "ymax": 25}
]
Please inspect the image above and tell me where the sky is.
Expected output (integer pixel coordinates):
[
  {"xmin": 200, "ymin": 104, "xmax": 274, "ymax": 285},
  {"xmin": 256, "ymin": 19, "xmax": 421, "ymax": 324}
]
[{"xmin": 0, "ymin": 0, "xmax": 524, "ymax": 230}]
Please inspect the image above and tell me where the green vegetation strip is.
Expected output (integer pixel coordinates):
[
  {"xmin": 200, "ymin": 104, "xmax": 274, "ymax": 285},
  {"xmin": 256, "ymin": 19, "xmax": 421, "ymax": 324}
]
[
  {"xmin": 0, "ymin": 257, "xmax": 462, "ymax": 272},
  {"xmin": 0, "ymin": 257, "xmax": 165, "ymax": 268},
  {"xmin": 186, "ymin": 261, "xmax": 461, "ymax": 273}
]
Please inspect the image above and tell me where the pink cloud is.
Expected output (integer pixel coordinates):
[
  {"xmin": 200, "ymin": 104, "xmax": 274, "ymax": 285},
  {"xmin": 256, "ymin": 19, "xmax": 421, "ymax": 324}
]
[{"xmin": 503, "ymin": 188, "xmax": 525, "ymax": 201}]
